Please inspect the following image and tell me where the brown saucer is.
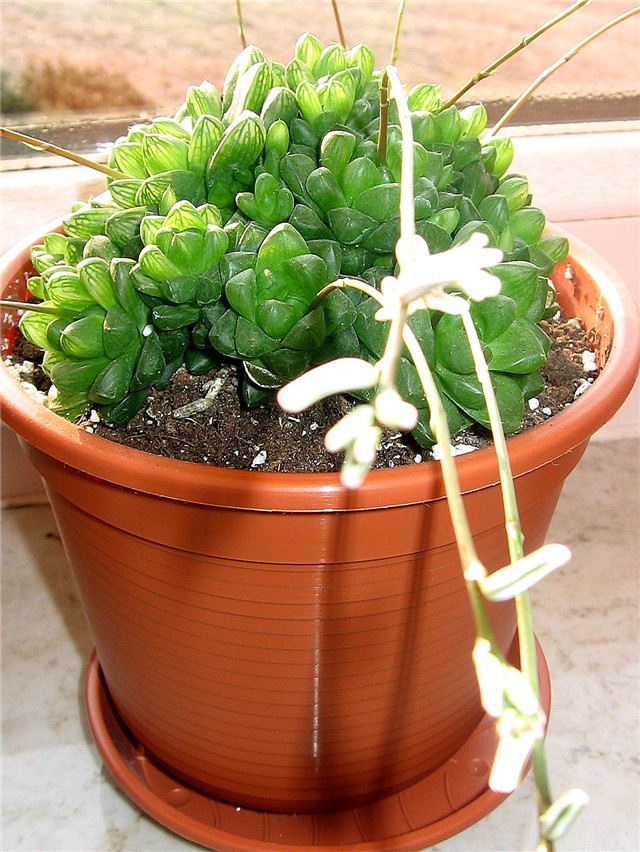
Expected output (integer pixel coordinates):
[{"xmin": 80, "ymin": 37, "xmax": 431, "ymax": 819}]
[{"xmin": 85, "ymin": 640, "xmax": 550, "ymax": 851}]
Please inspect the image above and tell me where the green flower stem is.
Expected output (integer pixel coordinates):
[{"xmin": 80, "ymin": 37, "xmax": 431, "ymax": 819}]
[
  {"xmin": 0, "ymin": 299, "xmax": 66, "ymax": 316},
  {"xmin": 235, "ymin": 0, "xmax": 247, "ymax": 49},
  {"xmin": 389, "ymin": 0, "xmax": 407, "ymax": 67},
  {"xmin": 376, "ymin": 64, "xmax": 415, "ymax": 393},
  {"xmin": 459, "ymin": 304, "xmax": 555, "ymax": 841},
  {"xmin": 0, "ymin": 127, "xmax": 128, "ymax": 180},
  {"xmin": 331, "ymin": 0, "xmax": 347, "ymax": 49},
  {"xmin": 442, "ymin": 0, "xmax": 590, "ymax": 109},
  {"xmin": 378, "ymin": 303, "xmax": 408, "ymax": 392},
  {"xmin": 400, "ymin": 321, "xmax": 495, "ymax": 638},
  {"xmin": 459, "ymin": 306, "xmax": 523, "ymax": 562},
  {"xmin": 486, "ymin": 6, "xmax": 640, "ymax": 139}
]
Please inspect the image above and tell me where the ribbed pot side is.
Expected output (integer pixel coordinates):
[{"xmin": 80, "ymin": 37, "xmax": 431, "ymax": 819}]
[{"xmin": 1, "ymin": 226, "xmax": 638, "ymax": 813}]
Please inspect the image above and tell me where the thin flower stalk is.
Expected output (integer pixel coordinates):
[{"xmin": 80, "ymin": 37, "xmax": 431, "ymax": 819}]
[
  {"xmin": 0, "ymin": 127, "xmax": 127, "ymax": 180},
  {"xmin": 330, "ymin": 0, "xmax": 347, "ymax": 49},
  {"xmin": 458, "ymin": 301, "xmax": 554, "ymax": 824},
  {"xmin": 0, "ymin": 300, "xmax": 65, "ymax": 316},
  {"xmin": 486, "ymin": 6, "xmax": 640, "ymax": 139},
  {"xmin": 400, "ymin": 321, "xmax": 498, "ymax": 635},
  {"xmin": 442, "ymin": 0, "xmax": 590, "ymax": 108},
  {"xmin": 235, "ymin": 0, "xmax": 247, "ymax": 49}
]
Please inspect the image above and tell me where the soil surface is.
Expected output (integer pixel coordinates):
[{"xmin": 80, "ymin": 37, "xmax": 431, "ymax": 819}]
[{"xmin": 9, "ymin": 313, "xmax": 598, "ymax": 474}]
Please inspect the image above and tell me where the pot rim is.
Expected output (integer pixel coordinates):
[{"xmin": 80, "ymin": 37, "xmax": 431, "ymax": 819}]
[{"xmin": 1, "ymin": 222, "xmax": 638, "ymax": 511}]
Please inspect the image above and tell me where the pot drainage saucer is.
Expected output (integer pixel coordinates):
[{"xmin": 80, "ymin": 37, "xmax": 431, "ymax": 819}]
[{"xmin": 85, "ymin": 641, "xmax": 550, "ymax": 852}]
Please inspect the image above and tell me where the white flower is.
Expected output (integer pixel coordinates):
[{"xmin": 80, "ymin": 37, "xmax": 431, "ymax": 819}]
[
  {"xmin": 352, "ymin": 424, "xmax": 382, "ymax": 466},
  {"xmin": 340, "ymin": 453, "xmax": 375, "ymax": 489},
  {"xmin": 490, "ymin": 711, "xmax": 540, "ymax": 793},
  {"xmin": 374, "ymin": 388, "xmax": 418, "ymax": 430},
  {"xmin": 540, "ymin": 789, "xmax": 589, "ymax": 842},
  {"xmin": 277, "ymin": 358, "xmax": 378, "ymax": 413},
  {"xmin": 477, "ymin": 543, "xmax": 572, "ymax": 602},
  {"xmin": 472, "ymin": 638, "xmax": 505, "ymax": 718},
  {"xmin": 377, "ymin": 232, "xmax": 503, "ymax": 320},
  {"xmin": 473, "ymin": 638, "xmax": 547, "ymax": 793},
  {"xmin": 325, "ymin": 405, "xmax": 377, "ymax": 454},
  {"xmin": 503, "ymin": 665, "xmax": 543, "ymax": 718},
  {"xmin": 324, "ymin": 405, "xmax": 381, "ymax": 489}
]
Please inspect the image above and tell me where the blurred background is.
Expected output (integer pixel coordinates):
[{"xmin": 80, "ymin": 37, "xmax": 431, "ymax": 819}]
[{"xmin": 1, "ymin": 0, "xmax": 638, "ymax": 162}]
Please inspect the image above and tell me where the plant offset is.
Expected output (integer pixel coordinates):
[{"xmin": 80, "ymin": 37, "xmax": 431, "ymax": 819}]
[{"xmin": 16, "ymin": 30, "xmax": 566, "ymax": 445}]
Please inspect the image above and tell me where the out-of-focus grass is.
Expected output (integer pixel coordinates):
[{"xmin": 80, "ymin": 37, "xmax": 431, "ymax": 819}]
[{"xmin": 1, "ymin": 61, "xmax": 149, "ymax": 114}]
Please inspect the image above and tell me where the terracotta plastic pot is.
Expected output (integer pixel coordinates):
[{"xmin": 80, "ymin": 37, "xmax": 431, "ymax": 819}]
[{"xmin": 1, "ymin": 226, "xmax": 638, "ymax": 846}]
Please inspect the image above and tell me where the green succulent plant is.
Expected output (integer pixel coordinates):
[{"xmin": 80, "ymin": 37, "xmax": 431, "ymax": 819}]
[{"xmin": 18, "ymin": 32, "xmax": 569, "ymax": 443}]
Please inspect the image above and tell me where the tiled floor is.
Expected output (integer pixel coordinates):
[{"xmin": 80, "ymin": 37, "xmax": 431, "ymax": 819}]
[{"xmin": 1, "ymin": 438, "xmax": 638, "ymax": 851}]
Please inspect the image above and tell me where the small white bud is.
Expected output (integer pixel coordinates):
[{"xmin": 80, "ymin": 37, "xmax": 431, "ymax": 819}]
[
  {"xmin": 478, "ymin": 543, "xmax": 571, "ymax": 602},
  {"xmin": 277, "ymin": 358, "xmax": 377, "ymax": 413},
  {"xmin": 540, "ymin": 789, "xmax": 589, "ymax": 842},
  {"xmin": 503, "ymin": 666, "xmax": 542, "ymax": 718},
  {"xmin": 489, "ymin": 723, "xmax": 537, "ymax": 794},
  {"xmin": 325, "ymin": 406, "xmax": 375, "ymax": 454},
  {"xmin": 374, "ymin": 388, "xmax": 418, "ymax": 431},
  {"xmin": 352, "ymin": 425, "xmax": 382, "ymax": 466},
  {"xmin": 472, "ymin": 639, "xmax": 505, "ymax": 718}
]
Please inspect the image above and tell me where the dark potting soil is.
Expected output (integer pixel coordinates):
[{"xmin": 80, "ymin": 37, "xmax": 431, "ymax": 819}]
[{"xmin": 9, "ymin": 315, "xmax": 598, "ymax": 473}]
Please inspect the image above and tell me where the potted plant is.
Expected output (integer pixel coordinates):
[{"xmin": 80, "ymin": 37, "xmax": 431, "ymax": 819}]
[{"xmin": 1, "ymin": 2, "xmax": 638, "ymax": 850}]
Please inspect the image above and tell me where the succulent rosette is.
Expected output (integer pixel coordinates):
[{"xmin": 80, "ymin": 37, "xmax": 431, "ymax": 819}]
[{"xmin": 19, "ymin": 32, "xmax": 568, "ymax": 444}]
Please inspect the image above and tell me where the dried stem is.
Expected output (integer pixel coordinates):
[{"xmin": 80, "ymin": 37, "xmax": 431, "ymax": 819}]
[
  {"xmin": 377, "ymin": 71, "xmax": 390, "ymax": 166},
  {"xmin": 442, "ymin": 0, "xmax": 591, "ymax": 108},
  {"xmin": 330, "ymin": 0, "xmax": 347, "ymax": 48},
  {"xmin": 235, "ymin": 0, "xmax": 247, "ymax": 49},
  {"xmin": 486, "ymin": 6, "xmax": 640, "ymax": 138},
  {"xmin": 0, "ymin": 127, "xmax": 128, "ymax": 180}
]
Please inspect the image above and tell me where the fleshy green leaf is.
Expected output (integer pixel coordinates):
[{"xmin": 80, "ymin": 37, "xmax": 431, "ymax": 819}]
[
  {"xmin": 77, "ymin": 257, "xmax": 118, "ymax": 310},
  {"xmin": 509, "ymin": 207, "xmax": 545, "ymax": 244},
  {"xmin": 225, "ymin": 60, "xmax": 273, "ymax": 124},
  {"xmin": 142, "ymin": 134, "xmax": 190, "ymax": 174},
  {"xmin": 226, "ymin": 268, "xmax": 258, "ymax": 323},
  {"xmin": 50, "ymin": 356, "xmax": 111, "ymax": 394},
  {"xmin": 103, "ymin": 303, "xmax": 140, "ymax": 359},
  {"xmin": 208, "ymin": 112, "xmax": 266, "ymax": 171},
  {"xmin": 488, "ymin": 317, "xmax": 548, "ymax": 374},
  {"xmin": 497, "ymin": 176, "xmax": 529, "ymax": 212},
  {"xmin": 235, "ymin": 315, "xmax": 279, "ymax": 357},
  {"xmin": 469, "ymin": 295, "xmax": 517, "ymax": 343},
  {"xmin": 90, "ymin": 348, "xmax": 138, "ymax": 403},
  {"xmin": 188, "ymin": 114, "xmax": 225, "ymax": 173},
  {"xmin": 327, "ymin": 207, "xmax": 377, "ymax": 245},
  {"xmin": 281, "ymin": 306, "xmax": 325, "ymax": 350}
]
